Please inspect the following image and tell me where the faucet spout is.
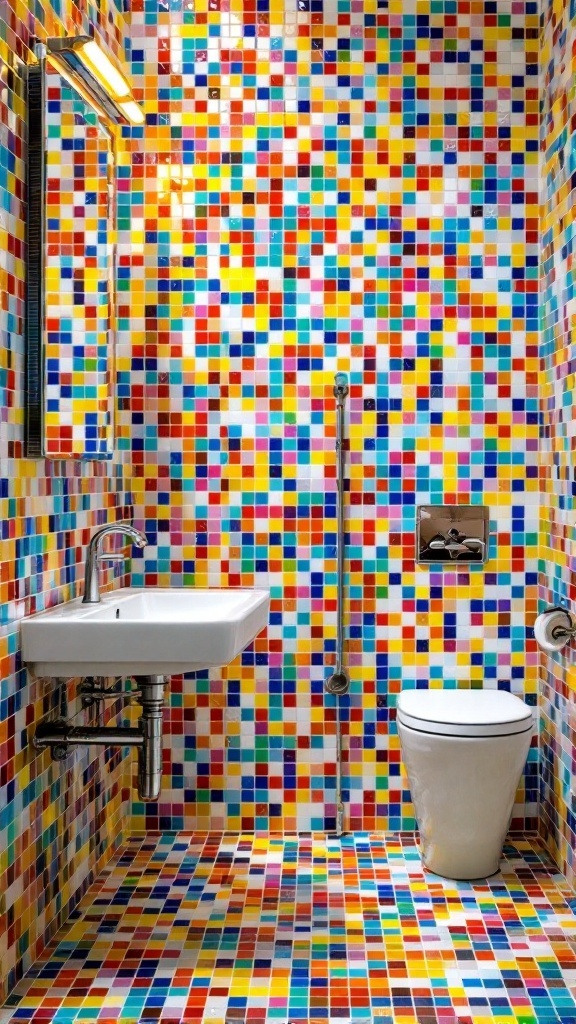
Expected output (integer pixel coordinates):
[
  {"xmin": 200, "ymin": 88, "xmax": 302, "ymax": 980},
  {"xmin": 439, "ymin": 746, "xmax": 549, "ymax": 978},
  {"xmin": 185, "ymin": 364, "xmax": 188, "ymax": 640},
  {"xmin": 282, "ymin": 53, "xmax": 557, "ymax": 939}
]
[{"xmin": 82, "ymin": 521, "xmax": 147, "ymax": 604}]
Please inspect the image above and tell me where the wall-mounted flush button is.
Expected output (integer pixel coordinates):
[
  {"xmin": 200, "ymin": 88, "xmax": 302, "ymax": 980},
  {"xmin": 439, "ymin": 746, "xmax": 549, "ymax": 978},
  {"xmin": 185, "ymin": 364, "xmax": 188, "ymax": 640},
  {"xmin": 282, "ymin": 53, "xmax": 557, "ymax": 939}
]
[{"xmin": 416, "ymin": 505, "xmax": 489, "ymax": 565}]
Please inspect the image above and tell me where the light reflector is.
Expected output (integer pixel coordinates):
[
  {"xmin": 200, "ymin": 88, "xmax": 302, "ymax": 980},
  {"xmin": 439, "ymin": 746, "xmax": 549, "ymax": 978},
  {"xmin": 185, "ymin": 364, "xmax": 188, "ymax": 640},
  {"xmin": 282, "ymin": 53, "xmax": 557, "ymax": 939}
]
[
  {"xmin": 45, "ymin": 37, "xmax": 144, "ymax": 126},
  {"xmin": 77, "ymin": 39, "xmax": 131, "ymax": 100},
  {"xmin": 117, "ymin": 99, "xmax": 145, "ymax": 124}
]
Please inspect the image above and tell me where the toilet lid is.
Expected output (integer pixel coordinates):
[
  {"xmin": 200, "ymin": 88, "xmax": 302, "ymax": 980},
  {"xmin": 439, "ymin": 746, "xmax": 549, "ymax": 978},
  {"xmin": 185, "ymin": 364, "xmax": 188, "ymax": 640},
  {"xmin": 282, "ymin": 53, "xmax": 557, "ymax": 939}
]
[{"xmin": 397, "ymin": 689, "xmax": 533, "ymax": 737}]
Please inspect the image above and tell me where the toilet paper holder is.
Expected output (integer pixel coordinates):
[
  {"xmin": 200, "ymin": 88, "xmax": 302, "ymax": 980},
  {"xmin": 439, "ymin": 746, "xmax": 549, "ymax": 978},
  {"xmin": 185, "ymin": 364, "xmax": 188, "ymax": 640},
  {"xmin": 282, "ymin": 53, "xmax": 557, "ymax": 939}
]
[{"xmin": 534, "ymin": 606, "xmax": 576, "ymax": 652}]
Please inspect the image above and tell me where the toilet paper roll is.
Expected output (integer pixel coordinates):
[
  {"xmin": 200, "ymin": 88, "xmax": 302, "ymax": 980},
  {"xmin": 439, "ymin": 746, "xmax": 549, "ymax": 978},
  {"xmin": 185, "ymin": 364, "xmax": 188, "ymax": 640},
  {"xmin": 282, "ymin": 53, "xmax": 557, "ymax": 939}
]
[{"xmin": 534, "ymin": 608, "xmax": 575, "ymax": 652}]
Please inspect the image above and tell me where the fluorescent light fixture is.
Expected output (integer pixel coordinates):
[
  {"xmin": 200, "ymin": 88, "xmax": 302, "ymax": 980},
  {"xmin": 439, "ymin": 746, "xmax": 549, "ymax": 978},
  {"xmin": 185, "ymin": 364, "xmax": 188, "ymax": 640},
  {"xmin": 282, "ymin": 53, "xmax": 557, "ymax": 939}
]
[
  {"xmin": 46, "ymin": 36, "xmax": 143, "ymax": 126},
  {"xmin": 117, "ymin": 98, "xmax": 145, "ymax": 124},
  {"xmin": 45, "ymin": 53, "xmax": 110, "ymax": 123},
  {"xmin": 77, "ymin": 39, "xmax": 131, "ymax": 99}
]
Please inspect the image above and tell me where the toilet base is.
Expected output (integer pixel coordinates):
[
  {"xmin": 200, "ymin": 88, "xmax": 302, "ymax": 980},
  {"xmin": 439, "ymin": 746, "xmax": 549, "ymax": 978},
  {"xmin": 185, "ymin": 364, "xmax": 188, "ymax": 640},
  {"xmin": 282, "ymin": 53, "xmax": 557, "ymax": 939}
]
[
  {"xmin": 420, "ymin": 845, "xmax": 501, "ymax": 881},
  {"xmin": 398, "ymin": 723, "xmax": 532, "ymax": 882}
]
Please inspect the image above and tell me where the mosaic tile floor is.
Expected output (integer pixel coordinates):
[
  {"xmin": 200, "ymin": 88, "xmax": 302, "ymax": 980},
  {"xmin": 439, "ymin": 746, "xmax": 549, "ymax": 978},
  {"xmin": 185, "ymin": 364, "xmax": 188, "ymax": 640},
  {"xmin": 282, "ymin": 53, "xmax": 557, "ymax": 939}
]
[{"xmin": 2, "ymin": 832, "xmax": 576, "ymax": 1024}]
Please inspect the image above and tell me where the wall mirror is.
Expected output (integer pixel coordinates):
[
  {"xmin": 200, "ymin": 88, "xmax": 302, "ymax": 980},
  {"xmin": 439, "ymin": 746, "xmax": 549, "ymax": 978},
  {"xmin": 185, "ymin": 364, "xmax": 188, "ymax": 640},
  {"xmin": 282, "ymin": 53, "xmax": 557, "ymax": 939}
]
[{"xmin": 25, "ymin": 40, "xmax": 138, "ymax": 459}]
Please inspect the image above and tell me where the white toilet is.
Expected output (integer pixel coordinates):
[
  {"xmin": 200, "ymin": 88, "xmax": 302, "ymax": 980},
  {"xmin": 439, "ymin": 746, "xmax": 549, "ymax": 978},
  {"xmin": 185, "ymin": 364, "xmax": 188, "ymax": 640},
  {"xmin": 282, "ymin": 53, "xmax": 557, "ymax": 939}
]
[{"xmin": 397, "ymin": 689, "xmax": 533, "ymax": 880}]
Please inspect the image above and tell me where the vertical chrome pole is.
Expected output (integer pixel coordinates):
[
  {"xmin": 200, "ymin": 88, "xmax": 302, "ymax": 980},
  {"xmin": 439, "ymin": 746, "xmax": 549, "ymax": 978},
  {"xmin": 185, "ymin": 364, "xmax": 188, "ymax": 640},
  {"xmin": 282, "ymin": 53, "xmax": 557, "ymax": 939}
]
[
  {"xmin": 325, "ymin": 372, "xmax": 349, "ymax": 837},
  {"xmin": 326, "ymin": 372, "xmax": 350, "ymax": 696}
]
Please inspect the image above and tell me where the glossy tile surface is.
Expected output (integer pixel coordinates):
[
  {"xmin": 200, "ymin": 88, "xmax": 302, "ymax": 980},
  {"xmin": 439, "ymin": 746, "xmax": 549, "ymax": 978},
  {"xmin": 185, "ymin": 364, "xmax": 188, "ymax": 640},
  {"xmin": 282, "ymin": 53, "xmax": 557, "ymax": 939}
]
[
  {"xmin": 0, "ymin": 0, "xmax": 132, "ymax": 1002},
  {"xmin": 119, "ymin": 0, "xmax": 542, "ymax": 836},
  {"xmin": 540, "ymin": 0, "xmax": 576, "ymax": 886},
  {"xmin": 4, "ymin": 832, "xmax": 576, "ymax": 1023}
]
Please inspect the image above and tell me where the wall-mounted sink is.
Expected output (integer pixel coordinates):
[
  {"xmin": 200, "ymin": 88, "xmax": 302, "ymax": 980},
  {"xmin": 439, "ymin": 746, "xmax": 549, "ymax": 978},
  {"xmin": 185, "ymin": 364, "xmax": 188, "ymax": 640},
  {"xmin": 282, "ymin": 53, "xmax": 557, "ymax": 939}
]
[{"xmin": 21, "ymin": 587, "xmax": 270, "ymax": 677}]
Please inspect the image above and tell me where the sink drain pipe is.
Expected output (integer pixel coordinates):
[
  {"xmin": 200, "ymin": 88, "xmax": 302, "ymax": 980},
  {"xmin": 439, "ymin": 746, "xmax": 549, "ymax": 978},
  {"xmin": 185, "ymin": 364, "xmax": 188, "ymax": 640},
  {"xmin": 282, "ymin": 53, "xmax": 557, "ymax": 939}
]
[
  {"xmin": 324, "ymin": 372, "xmax": 350, "ymax": 837},
  {"xmin": 137, "ymin": 676, "xmax": 165, "ymax": 801},
  {"xmin": 33, "ymin": 675, "xmax": 165, "ymax": 801}
]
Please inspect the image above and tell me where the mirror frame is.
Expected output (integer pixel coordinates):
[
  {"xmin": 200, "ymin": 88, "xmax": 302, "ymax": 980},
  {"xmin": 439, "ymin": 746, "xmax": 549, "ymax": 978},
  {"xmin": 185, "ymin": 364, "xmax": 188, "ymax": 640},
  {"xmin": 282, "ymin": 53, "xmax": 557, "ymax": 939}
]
[{"xmin": 25, "ymin": 46, "xmax": 118, "ymax": 459}]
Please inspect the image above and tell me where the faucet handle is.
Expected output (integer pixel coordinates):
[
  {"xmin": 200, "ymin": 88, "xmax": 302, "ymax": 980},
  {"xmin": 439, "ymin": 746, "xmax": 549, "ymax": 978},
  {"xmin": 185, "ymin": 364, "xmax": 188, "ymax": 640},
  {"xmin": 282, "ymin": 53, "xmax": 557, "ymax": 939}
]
[{"xmin": 98, "ymin": 553, "xmax": 126, "ymax": 564}]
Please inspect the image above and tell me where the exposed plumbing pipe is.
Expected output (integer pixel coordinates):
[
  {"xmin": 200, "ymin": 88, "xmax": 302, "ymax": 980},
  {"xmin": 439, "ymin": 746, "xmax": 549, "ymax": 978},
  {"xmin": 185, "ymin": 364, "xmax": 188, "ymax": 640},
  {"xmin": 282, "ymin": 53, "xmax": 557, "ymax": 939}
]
[
  {"xmin": 325, "ymin": 372, "xmax": 350, "ymax": 838},
  {"xmin": 325, "ymin": 372, "xmax": 350, "ymax": 697},
  {"xmin": 137, "ymin": 676, "xmax": 165, "ymax": 801},
  {"xmin": 33, "ymin": 674, "xmax": 165, "ymax": 801},
  {"xmin": 33, "ymin": 722, "xmax": 144, "ymax": 754}
]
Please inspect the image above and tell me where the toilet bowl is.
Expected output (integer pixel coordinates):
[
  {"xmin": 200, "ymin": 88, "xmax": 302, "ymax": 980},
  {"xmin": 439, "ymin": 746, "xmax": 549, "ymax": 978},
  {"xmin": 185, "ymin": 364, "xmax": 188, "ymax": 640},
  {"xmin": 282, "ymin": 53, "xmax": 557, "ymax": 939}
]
[{"xmin": 397, "ymin": 689, "xmax": 533, "ymax": 880}]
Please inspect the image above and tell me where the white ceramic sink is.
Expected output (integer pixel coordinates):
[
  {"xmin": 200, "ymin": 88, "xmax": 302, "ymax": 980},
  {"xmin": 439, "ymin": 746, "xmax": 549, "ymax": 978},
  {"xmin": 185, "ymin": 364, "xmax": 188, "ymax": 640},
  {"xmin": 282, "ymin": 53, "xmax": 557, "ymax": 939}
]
[{"xmin": 21, "ymin": 587, "xmax": 270, "ymax": 677}]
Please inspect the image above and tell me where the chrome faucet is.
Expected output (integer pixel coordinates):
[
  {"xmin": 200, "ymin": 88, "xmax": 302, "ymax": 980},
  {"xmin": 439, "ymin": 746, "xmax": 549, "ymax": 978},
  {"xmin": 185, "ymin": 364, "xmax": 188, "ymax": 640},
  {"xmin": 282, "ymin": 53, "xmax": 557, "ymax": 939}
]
[{"xmin": 82, "ymin": 521, "xmax": 148, "ymax": 604}]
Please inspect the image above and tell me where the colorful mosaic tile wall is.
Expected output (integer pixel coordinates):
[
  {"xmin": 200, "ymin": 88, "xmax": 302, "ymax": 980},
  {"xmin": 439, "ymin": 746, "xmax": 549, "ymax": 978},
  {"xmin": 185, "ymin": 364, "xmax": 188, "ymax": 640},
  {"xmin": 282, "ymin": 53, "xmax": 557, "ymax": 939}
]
[
  {"xmin": 0, "ymin": 0, "xmax": 133, "ymax": 1004},
  {"xmin": 44, "ymin": 68, "xmax": 115, "ymax": 458},
  {"xmin": 119, "ymin": 0, "xmax": 542, "ymax": 835},
  {"xmin": 540, "ymin": 0, "xmax": 576, "ymax": 888}
]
